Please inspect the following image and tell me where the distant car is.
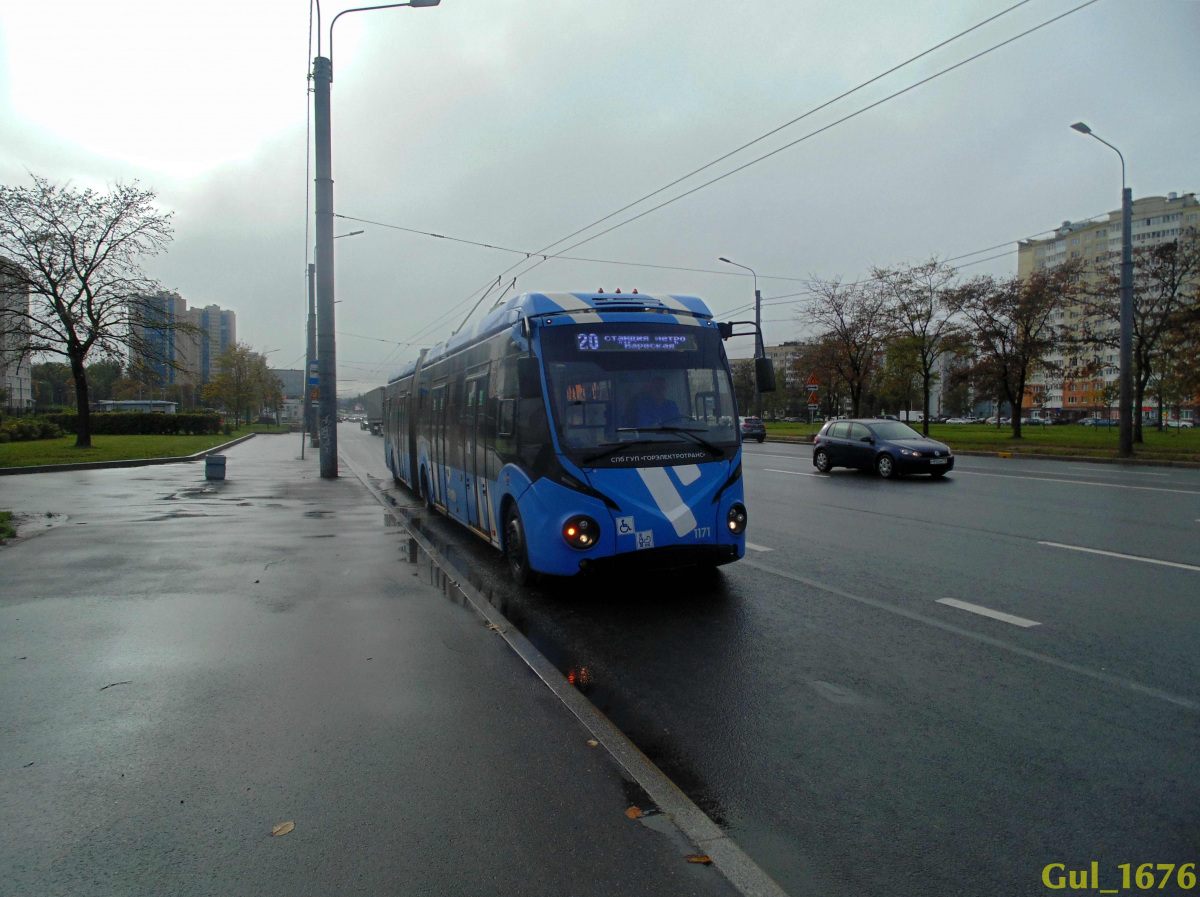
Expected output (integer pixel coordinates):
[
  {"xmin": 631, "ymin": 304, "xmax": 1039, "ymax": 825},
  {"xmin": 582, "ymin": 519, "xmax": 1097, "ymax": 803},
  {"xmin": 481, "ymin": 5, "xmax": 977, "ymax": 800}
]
[
  {"xmin": 739, "ymin": 416, "xmax": 766, "ymax": 443},
  {"xmin": 1166, "ymin": 419, "xmax": 1194, "ymax": 429},
  {"xmin": 1082, "ymin": 418, "xmax": 1118, "ymax": 427},
  {"xmin": 812, "ymin": 418, "xmax": 954, "ymax": 479},
  {"xmin": 946, "ymin": 417, "xmax": 969, "ymax": 425}
]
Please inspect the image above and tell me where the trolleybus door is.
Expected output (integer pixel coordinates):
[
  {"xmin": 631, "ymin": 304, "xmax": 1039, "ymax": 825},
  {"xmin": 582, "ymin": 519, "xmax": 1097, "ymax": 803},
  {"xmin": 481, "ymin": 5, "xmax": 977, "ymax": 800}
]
[
  {"xmin": 431, "ymin": 383, "xmax": 447, "ymax": 508},
  {"xmin": 464, "ymin": 374, "xmax": 490, "ymax": 535}
]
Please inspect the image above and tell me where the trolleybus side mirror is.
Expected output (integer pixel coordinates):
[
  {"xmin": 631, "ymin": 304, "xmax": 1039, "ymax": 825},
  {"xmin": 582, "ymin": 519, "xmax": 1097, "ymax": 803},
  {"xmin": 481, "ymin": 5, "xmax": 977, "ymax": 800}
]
[
  {"xmin": 755, "ymin": 357, "xmax": 777, "ymax": 393},
  {"xmin": 716, "ymin": 322, "xmax": 734, "ymax": 340},
  {"xmin": 517, "ymin": 356, "xmax": 542, "ymax": 399}
]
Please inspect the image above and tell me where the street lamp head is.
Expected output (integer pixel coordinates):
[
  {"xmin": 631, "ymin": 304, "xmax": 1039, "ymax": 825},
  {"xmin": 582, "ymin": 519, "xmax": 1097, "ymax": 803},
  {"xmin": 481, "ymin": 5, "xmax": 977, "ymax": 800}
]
[
  {"xmin": 1070, "ymin": 122, "xmax": 1092, "ymax": 135},
  {"xmin": 718, "ymin": 257, "xmax": 731, "ymax": 263},
  {"xmin": 409, "ymin": 0, "xmax": 440, "ymax": 6}
]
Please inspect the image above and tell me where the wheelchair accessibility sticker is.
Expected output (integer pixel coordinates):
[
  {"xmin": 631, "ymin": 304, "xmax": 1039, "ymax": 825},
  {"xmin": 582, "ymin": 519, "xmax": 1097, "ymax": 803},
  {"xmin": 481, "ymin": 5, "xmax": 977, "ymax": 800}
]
[
  {"xmin": 615, "ymin": 516, "xmax": 635, "ymax": 536},
  {"xmin": 636, "ymin": 530, "xmax": 654, "ymax": 550}
]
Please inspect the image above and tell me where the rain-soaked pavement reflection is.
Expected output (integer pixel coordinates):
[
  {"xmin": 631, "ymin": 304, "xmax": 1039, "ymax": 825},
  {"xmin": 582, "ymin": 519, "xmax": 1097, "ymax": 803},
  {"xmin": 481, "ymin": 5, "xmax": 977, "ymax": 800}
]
[{"xmin": 370, "ymin": 475, "xmax": 750, "ymax": 827}]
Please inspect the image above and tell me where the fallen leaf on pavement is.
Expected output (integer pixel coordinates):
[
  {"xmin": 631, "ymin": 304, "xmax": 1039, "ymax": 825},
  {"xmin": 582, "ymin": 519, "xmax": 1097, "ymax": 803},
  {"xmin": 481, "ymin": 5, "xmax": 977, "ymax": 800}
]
[
  {"xmin": 625, "ymin": 806, "xmax": 642, "ymax": 819},
  {"xmin": 271, "ymin": 822, "xmax": 295, "ymax": 837},
  {"xmin": 587, "ymin": 739, "xmax": 598, "ymax": 747},
  {"xmin": 685, "ymin": 855, "xmax": 712, "ymax": 864}
]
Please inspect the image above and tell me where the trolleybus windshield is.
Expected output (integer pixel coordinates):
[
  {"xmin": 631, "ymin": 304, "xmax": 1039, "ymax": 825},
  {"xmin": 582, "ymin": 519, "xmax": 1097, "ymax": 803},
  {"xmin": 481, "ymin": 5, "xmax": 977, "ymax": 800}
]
[{"xmin": 539, "ymin": 323, "xmax": 739, "ymax": 459}]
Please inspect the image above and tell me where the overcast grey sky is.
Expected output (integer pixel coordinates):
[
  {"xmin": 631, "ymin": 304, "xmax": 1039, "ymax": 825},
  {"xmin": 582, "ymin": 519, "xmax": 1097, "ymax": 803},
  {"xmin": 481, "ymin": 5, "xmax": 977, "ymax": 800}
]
[{"xmin": 1, "ymin": 0, "xmax": 1196, "ymax": 391}]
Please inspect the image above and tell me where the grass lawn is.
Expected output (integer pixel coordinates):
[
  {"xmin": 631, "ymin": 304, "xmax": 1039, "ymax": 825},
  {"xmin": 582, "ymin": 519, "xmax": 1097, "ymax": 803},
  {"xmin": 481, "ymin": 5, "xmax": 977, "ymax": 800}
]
[
  {"xmin": 764, "ymin": 421, "xmax": 1200, "ymax": 462},
  {"xmin": 0, "ymin": 510, "xmax": 15, "ymax": 540},
  {"xmin": 0, "ymin": 433, "xmax": 240, "ymax": 468}
]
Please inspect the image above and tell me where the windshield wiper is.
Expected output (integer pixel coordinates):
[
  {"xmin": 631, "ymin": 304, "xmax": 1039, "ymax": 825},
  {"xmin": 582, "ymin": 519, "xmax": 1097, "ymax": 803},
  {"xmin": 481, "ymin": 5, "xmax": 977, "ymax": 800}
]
[{"xmin": 615, "ymin": 426, "xmax": 723, "ymax": 457}]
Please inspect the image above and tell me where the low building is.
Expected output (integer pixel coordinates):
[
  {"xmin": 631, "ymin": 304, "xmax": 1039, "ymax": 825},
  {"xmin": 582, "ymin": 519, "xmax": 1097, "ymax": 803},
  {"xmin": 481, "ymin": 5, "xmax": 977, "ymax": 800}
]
[{"xmin": 93, "ymin": 400, "xmax": 178, "ymax": 414}]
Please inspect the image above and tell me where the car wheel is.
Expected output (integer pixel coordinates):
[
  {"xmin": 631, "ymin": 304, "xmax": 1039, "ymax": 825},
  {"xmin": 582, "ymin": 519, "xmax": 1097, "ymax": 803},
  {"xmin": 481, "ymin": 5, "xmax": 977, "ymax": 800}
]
[
  {"xmin": 504, "ymin": 503, "xmax": 538, "ymax": 586},
  {"xmin": 813, "ymin": 449, "xmax": 831, "ymax": 473},
  {"xmin": 757, "ymin": 435, "xmax": 765, "ymax": 443},
  {"xmin": 875, "ymin": 453, "xmax": 896, "ymax": 479}
]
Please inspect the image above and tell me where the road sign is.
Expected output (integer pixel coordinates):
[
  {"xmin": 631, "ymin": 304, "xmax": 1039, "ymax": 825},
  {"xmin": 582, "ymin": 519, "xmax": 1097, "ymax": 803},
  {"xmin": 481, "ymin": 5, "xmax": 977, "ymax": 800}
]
[
  {"xmin": 807, "ymin": 372, "xmax": 820, "ymax": 389},
  {"xmin": 807, "ymin": 392, "xmax": 820, "ymax": 407},
  {"xmin": 308, "ymin": 361, "xmax": 319, "ymax": 387},
  {"xmin": 311, "ymin": 387, "xmax": 319, "ymax": 400}
]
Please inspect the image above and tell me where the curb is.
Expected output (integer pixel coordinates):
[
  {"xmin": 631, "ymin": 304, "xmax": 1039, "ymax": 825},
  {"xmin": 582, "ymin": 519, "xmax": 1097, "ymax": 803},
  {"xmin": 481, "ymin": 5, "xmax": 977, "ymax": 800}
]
[
  {"xmin": 339, "ymin": 453, "xmax": 791, "ymax": 897},
  {"xmin": 0, "ymin": 433, "xmax": 257, "ymax": 476},
  {"xmin": 950, "ymin": 449, "xmax": 1200, "ymax": 469},
  {"xmin": 762, "ymin": 438, "xmax": 1200, "ymax": 469}
]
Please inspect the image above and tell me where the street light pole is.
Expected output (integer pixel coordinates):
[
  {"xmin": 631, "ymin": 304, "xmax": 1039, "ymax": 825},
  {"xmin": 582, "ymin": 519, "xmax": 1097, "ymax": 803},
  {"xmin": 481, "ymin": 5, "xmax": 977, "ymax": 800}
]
[
  {"xmin": 1071, "ymin": 122, "xmax": 1133, "ymax": 457},
  {"xmin": 310, "ymin": 0, "xmax": 439, "ymax": 479},
  {"xmin": 719, "ymin": 256, "xmax": 763, "ymax": 418},
  {"xmin": 305, "ymin": 262, "xmax": 317, "ymax": 448}
]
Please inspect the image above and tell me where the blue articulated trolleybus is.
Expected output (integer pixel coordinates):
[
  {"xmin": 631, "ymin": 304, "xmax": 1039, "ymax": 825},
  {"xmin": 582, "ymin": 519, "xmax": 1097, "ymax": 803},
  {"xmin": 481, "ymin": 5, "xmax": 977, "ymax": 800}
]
[{"xmin": 382, "ymin": 290, "xmax": 763, "ymax": 583}]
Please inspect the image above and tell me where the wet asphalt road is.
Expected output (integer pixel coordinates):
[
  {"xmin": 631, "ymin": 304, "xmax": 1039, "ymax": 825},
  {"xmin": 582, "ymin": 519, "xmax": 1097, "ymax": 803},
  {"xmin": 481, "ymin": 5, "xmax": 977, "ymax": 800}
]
[{"xmin": 339, "ymin": 425, "xmax": 1200, "ymax": 897}]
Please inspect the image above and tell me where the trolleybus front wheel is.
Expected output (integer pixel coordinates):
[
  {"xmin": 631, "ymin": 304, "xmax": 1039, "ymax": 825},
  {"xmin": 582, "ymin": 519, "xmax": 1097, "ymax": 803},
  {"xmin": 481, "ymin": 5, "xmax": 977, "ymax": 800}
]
[{"xmin": 504, "ymin": 504, "xmax": 538, "ymax": 586}]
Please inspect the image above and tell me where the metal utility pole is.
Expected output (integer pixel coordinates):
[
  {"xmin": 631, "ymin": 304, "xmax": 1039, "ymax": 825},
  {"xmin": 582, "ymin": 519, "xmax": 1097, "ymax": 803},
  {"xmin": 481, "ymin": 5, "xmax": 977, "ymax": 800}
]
[
  {"xmin": 309, "ymin": 0, "xmax": 440, "ymax": 478},
  {"xmin": 1071, "ymin": 122, "xmax": 1133, "ymax": 457},
  {"xmin": 719, "ymin": 256, "xmax": 763, "ymax": 418},
  {"xmin": 312, "ymin": 54, "xmax": 337, "ymax": 478}
]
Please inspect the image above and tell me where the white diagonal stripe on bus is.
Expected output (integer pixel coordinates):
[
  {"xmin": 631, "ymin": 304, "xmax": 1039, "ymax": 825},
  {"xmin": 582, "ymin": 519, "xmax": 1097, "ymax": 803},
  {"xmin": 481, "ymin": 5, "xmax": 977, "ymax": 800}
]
[
  {"xmin": 673, "ymin": 464, "xmax": 702, "ymax": 486},
  {"xmin": 637, "ymin": 467, "xmax": 697, "ymax": 537}
]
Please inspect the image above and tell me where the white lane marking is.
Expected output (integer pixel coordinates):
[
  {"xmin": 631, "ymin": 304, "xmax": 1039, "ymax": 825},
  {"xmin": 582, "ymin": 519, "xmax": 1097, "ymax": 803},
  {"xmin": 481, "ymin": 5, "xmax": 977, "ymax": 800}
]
[
  {"xmin": 745, "ymin": 542, "xmax": 774, "ymax": 552},
  {"xmin": 745, "ymin": 451, "xmax": 813, "ymax": 458},
  {"xmin": 953, "ymin": 469, "xmax": 1200, "ymax": 496},
  {"xmin": 764, "ymin": 468, "xmax": 826, "ymax": 478},
  {"xmin": 937, "ymin": 598, "xmax": 1041, "ymax": 628},
  {"xmin": 1039, "ymin": 541, "xmax": 1200, "ymax": 572},
  {"xmin": 739, "ymin": 557, "xmax": 1200, "ymax": 713}
]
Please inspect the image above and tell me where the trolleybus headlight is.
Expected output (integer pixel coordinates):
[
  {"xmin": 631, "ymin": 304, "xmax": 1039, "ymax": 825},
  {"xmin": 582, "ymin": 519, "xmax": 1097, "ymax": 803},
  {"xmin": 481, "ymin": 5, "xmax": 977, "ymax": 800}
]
[
  {"xmin": 726, "ymin": 504, "xmax": 748, "ymax": 535},
  {"xmin": 563, "ymin": 515, "xmax": 600, "ymax": 550}
]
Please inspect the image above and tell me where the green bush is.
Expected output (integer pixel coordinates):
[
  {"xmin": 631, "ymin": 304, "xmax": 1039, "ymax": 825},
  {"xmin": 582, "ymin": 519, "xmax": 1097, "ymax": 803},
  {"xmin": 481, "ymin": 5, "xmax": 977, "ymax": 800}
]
[
  {"xmin": 0, "ymin": 432, "xmax": 10, "ymax": 443},
  {"xmin": 42, "ymin": 412, "xmax": 221, "ymax": 436}
]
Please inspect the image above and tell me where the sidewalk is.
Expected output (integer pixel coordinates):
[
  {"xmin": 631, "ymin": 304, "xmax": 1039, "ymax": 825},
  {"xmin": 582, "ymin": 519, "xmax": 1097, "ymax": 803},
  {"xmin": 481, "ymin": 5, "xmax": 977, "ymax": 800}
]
[{"xmin": 0, "ymin": 435, "xmax": 741, "ymax": 897}]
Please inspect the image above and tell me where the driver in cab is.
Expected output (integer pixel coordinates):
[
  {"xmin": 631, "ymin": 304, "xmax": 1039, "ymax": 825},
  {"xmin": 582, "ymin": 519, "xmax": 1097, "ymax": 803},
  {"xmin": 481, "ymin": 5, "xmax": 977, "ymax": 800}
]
[{"xmin": 626, "ymin": 376, "xmax": 680, "ymax": 428}]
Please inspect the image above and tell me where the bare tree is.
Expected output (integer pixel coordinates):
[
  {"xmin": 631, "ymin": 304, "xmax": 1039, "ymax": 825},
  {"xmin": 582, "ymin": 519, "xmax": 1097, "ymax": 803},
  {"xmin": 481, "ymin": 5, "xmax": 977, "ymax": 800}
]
[
  {"xmin": 0, "ymin": 176, "xmax": 180, "ymax": 446},
  {"xmin": 800, "ymin": 278, "xmax": 888, "ymax": 417},
  {"xmin": 874, "ymin": 258, "xmax": 961, "ymax": 435},
  {"xmin": 947, "ymin": 265, "xmax": 1076, "ymax": 439},
  {"xmin": 1078, "ymin": 227, "xmax": 1200, "ymax": 443}
]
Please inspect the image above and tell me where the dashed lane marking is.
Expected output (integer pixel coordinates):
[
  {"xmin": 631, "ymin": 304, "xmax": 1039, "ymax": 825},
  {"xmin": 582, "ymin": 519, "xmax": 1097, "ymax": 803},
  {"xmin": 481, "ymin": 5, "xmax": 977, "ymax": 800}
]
[
  {"xmin": 739, "ymin": 557, "xmax": 1200, "ymax": 713},
  {"xmin": 764, "ymin": 468, "xmax": 825, "ymax": 478},
  {"xmin": 953, "ymin": 469, "xmax": 1200, "ymax": 496},
  {"xmin": 937, "ymin": 598, "xmax": 1041, "ymax": 628},
  {"xmin": 745, "ymin": 542, "xmax": 774, "ymax": 552},
  {"xmin": 1039, "ymin": 541, "xmax": 1200, "ymax": 572}
]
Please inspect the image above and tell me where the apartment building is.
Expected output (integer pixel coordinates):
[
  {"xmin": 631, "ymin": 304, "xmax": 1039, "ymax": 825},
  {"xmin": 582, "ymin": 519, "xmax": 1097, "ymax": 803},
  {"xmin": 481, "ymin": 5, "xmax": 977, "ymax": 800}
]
[
  {"xmin": 0, "ymin": 259, "xmax": 33, "ymax": 410},
  {"xmin": 129, "ymin": 295, "xmax": 237, "ymax": 386},
  {"xmin": 1016, "ymin": 192, "xmax": 1199, "ymax": 420}
]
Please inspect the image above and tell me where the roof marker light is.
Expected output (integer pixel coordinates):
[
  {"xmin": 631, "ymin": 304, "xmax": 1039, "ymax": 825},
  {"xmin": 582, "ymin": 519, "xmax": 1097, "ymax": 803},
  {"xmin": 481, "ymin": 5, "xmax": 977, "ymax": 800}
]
[
  {"xmin": 632, "ymin": 289, "xmax": 638, "ymax": 294},
  {"xmin": 615, "ymin": 288, "xmax": 622, "ymax": 294}
]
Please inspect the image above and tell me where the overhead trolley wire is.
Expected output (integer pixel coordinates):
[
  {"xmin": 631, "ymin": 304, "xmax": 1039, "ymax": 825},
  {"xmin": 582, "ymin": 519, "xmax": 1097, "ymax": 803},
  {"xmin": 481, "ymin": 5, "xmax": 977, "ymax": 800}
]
[
  {"xmin": 399, "ymin": 0, "xmax": 1058, "ymax": 345},
  {"xmin": 495, "ymin": 0, "xmax": 1103, "ymax": 292}
]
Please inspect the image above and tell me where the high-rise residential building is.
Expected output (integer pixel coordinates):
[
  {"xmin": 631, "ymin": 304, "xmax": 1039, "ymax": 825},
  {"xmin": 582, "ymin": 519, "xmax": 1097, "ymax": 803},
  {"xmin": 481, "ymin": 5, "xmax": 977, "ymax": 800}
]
[
  {"xmin": 188, "ymin": 304, "xmax": 236, "ymax": 383},
  {"xmin": 0, "ymin": 259, "xmax": 33, "ymax": 410},
  {"xmin": 129, "ymin": 296, "xmax": 236, "ymax": 385},
  {"xmin": 129, "ymin": 291, "xmax": 195, "ymax": 385},
  {"xmin": 1016, "ymin": 192, "xmax": 1199, "ymax": 420}
]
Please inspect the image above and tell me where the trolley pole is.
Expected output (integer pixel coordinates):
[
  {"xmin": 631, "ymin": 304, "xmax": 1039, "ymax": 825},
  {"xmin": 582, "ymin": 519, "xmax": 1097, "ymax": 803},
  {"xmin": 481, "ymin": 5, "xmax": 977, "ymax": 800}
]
[{"xmin": 313, "ymin": 54, "xmax": 337, "ymax": 478}]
